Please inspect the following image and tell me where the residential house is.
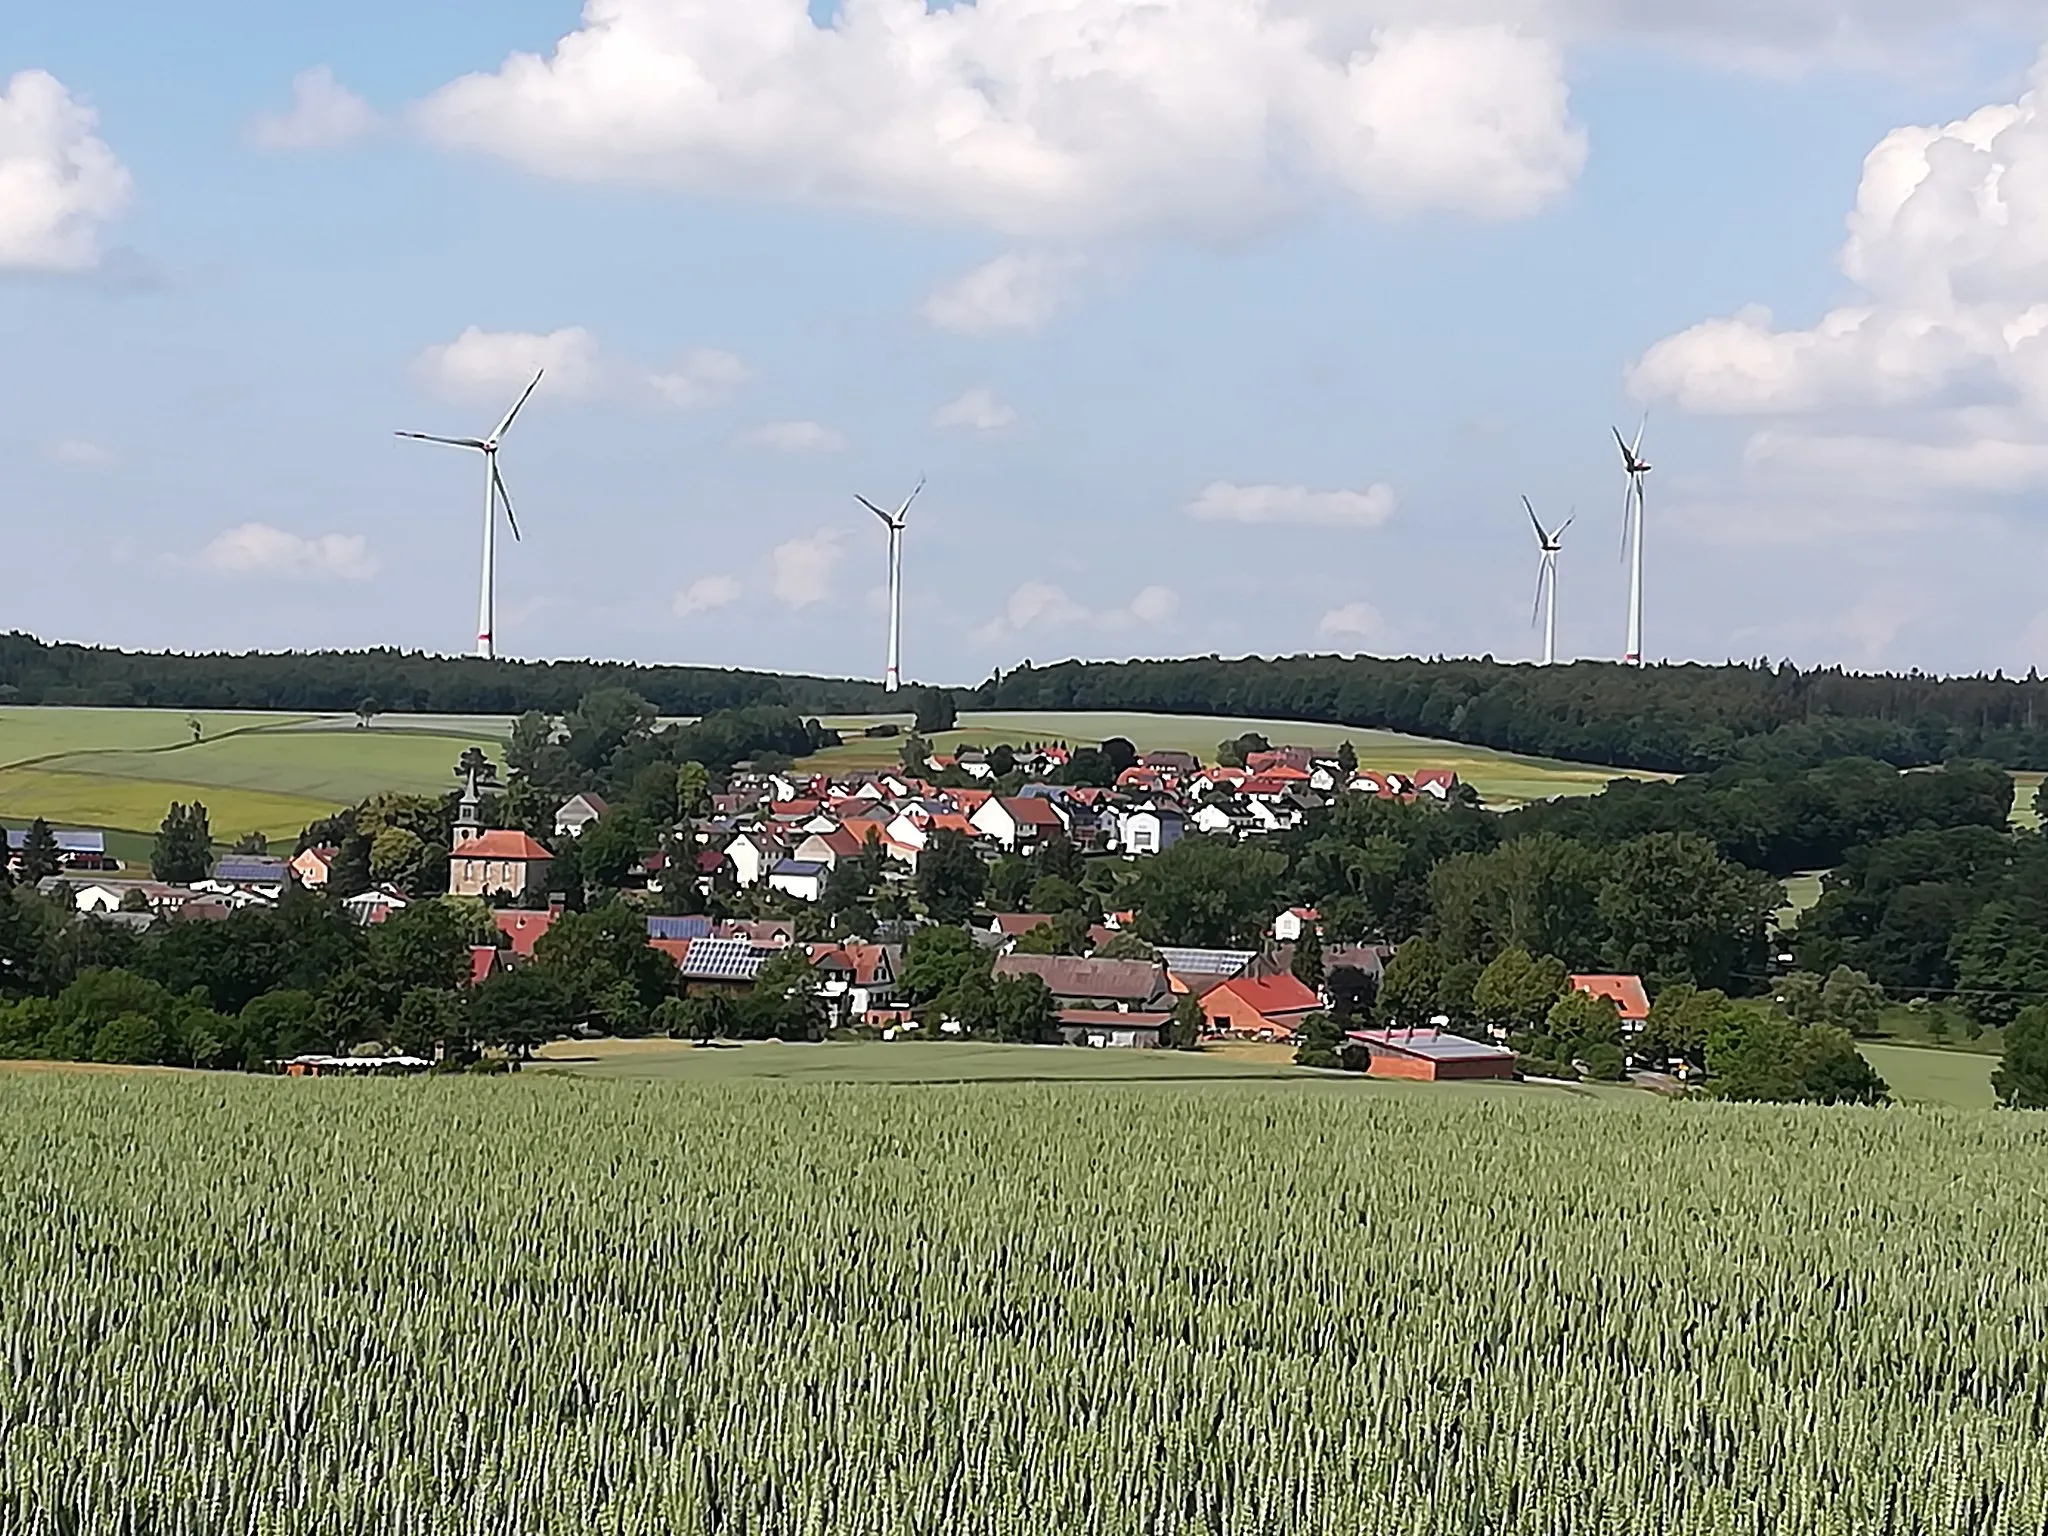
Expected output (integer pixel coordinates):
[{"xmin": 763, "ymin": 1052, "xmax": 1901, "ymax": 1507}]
[
  {"xmin": 724, "ymin": 830, "xmax": 788, "ymax": 888},
  {"xmin": 1569, "ymin": 974, "xmax": 1652, "ymax": 1033},
  {"xmin": 1246, "ymin": 747, "xmax": 1315, "ymax": 775},
  {"xmin": 794, "ymin": 827, "xmax": 865, "ymax": 870},
  {"xmin": 992, "ymin": 954, "xmax": 1172, "ymax": 1011},
  {"xmin": 344, "ymin": 888, "xmax": 409, "ymax": 926},
  {"xmin": 1346, "ymin": 1027, "xmax": 1516, "ymax": 1081},
  {"xmin": 1413, "ymin": 769, "xmax": 1461, "ymax": 802},
  {"xmin": 290, "ymin": 846, "xmax": 337, "ymax": 888},
  {"xmin": 1272, "ymin": 907, "xmax": 1321, "ymax": 943},
  {"xmin": 211, "ymin": 854, "xmax": 290, "ymax": 889},
  {"xmin": 767, "ymin": 859, "xmax": 828, "ymax": 903},
  {"xmin": 553, "ymin": 792, "xmax": 609, "ymax": 839},
  {"xmin": 971, "ymin": 795, "xmax": 1067, "ymax": 852},
  {"xmin": 717, "ymin": 919, "xmax": 796, "ymax": 948},
  {"xmin": 495, "ymin": 908, "xmax": 561, "ymax": 958},
  {"xmin": 1200, "ymin": 972, "xmax": 1322, "ymax": 1041},
  {"xmin": 42, "ymin": 879, "xmax": 188, "ymax": 916},
  {"xmin": 1117, "ymin": 804, "xmax": 1185, "ymax": 856},
  {"xmin": 448, "ymin": 828, "xmax": 553, "ymax": 901},
  {"xmin": 807, "ymin": 941, "xmax": 902, "ymax": 1020},
  {"xmin": 1141, "ymin": 750, "xmax": 1201, "ymax": 776},
  {"xmin": 986, "ymin": 912, "xmax": 1055, "ymax": 945}
]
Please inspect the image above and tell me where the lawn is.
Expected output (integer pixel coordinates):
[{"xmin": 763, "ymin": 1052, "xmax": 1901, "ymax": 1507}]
[
  {"xmin": 0, "ymin": 707, "xmax": 513, "ymax": 851},
  {"xmin": 2014, "ymin": 770, "xmax": 2044, "ymax": 829},
  {"xmin": 812, "ymin": 710, "xmax": 1658, "ymax": 807},
  {"xmin": 1775, "ymin": 870, "xmax": 1829, "ymax": 929},
  {"xmin": 1859, "ymin": 1041, "xmax": 1999, "ymax": 1109}
]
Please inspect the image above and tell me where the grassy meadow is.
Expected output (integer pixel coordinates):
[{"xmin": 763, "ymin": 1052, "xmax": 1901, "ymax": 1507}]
[
  {"xmin": 4, "ymin": 1069, "xmax": 2046, "ymax": 1533},
  {"xmin": 0, "ymin": 707, "xmax": 511, "ymax": 849}
]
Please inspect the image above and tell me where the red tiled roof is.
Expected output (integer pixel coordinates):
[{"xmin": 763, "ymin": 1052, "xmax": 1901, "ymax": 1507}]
[
  {"xmin": 1000, "ymin": 796, "xmax": 1065, "ymax": 827},
  {"xmin": 1570, "ymin": 974, "xmax": 1651, "ymax": 1021},
  {"xmin": 991, "ymin": 912, "xmax": 1054, "ymax": 937},
  {"xmin": 806, "ymin": 828, "xmax": 863, "ymax": 858},
  {"xmin": 467, "ymin": 946, "xmax": 502, "ymax": 987},
  {"xmin": 456, "ymin": 830, "xmax": 553, "ymax": 861},
  {"xmin": 650, "ymin": 938, "xmax": 693, "ymax": 968},
  {"xmin": 1202, "ymin": 972, "xmax": 1321, "ymax": 1018},
  {"xmin": 494, "ymin": 909, "xmax": 559, "ymax": 958}
]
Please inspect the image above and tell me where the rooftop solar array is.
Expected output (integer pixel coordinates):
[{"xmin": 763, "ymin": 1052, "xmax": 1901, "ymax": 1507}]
[
  {"xmin": 7, "ymin": 828, "xmax": 106, "ymax": 853},
  {"xmin": 213, "ymin": 857, "xmax": 289, "ymax": 883},
  {"xmin": 646, "ymin": 915, "xmax": 714, "ymax": 941},
  {"xmin": 680, "ymin": 937, "xmax": 766, "ymax": 981},
  {"xmin": 1156, "ymin": 947, "xmax": 1257, "ymax": 977}
]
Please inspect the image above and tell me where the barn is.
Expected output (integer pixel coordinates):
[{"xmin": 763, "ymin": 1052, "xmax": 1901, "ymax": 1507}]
[{"xmin": 1346, "ymin": 1027, "xmax": 1517, "ymax": 1082}]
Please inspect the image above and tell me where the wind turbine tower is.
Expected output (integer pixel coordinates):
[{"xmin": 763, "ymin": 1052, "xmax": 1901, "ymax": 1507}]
[
  {"xmin": 1614, "ymin": 419, "xmax": 1651, "ymax": 666},
  {"xmin": 856, "ymin": 477, "xmax": 924, "ymax": 694},
  {"xmin": 396, "ymin": 370, "xmax": 543, "ymax": 660},
  {"xmin": 1525, "ymin": 497, "xmax": 1571, "ymax": 667}
]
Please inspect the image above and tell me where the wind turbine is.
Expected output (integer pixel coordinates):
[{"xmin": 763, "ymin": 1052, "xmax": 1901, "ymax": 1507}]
[
  {"xmin": 855, "ymin": 476, "xmax": 924, "ymax": 694},
  {"xmin": 396, "ymin": 370, "xmax": 543, "ymax": 660},
  {"xmin": 1614, "ymin": 418, "xmax": 1651, "ymax": 665},
  {"xmin": 1525, "ymin": 497, "xmax": 1571, "ymax": 667}
]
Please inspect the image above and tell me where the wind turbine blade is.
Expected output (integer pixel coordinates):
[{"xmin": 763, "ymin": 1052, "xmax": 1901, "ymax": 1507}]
[
  {"xmin": 855, "ymin": 494, "xmax": 894, "ymax": 525},
  {"xmin": 1558, "ymin": 513, "xmax": 1575, "ymax": 537},
  {"xmin": 1532, "ymin": 560, "xmax": 1547, "ymax": 627},
  {"xmin": 897, "ymin": 475, "xmax": 927, "ymax": 520},
  {"xmin": 491, "ymin": 370, "xmax": 545, "ymax": 442},
  {"xmin": 1612, "ymin": 425, "xmax": 1633, "ymax": 465},
  {"xmin": 493, "ymin": 463, "xmax": 521, "ymax": 542},
  {"xmin": 1631, "ymin": 414, "xmax": 1647, "ymax": 458},
  {"xmin": 1523, "ymin": 496, "xmax": 1545, "ymax": 543},
  {"xmin": 396, "ymin": 432, "xmax": 488, "ymax": 450},
  {"xmin": 1621, "ymin": 480, "xmax": 1635, "ymax": 561}
]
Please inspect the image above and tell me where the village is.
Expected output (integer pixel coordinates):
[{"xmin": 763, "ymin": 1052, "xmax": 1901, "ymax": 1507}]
[{"xmin": 8, "ymin": 734, "xmax": 1663, "ymax": 1082}]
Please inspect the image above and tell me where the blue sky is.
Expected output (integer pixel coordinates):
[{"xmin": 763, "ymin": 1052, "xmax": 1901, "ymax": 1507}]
[{"xmin": 8, "ymin": 2, "xmax": 2048, "ymax": 682}]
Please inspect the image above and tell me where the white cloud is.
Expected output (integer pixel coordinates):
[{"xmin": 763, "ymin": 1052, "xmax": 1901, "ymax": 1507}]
[
  {"xmin": 1318, "ymin": 601, "xmax": 1389, "ymax": 642},
  {"xmin": 770, "ymin": 531, "xmax": 845, "ymax": 608},
  {"xmin": 49, "ymin": 437, "xmax": 110, "ymax": 466},
  {"xmin": 251, "ymin": 67, "xmax": 377, "ymax": 151},
  {"xmin": 1186, "ymin": 480, "xmax": 1397, "ymax": 528},
  {"xmin": 195, "ymin": 523, "xmax": 378, "ymax": 581},
  {"xmin": 415, "ymin": 326, "xmax": 604, "ymax": 402},
  {"xmin": 413, "ymin": 5, "xmax": 1583, "ymax": 240},
  {"xmin": 412, "ymin": 328, "xmax": 746, "ymax": 412},
  {"xmin": 933, "ymin": 386, "xmax": 1018, "ymax": 431},
  {"xmin": 0, "ymin": 70, "xmax": 132, "ymax": 272},
  {"xmin": 974, "ymin": 580, "xmax": 1178, "ymax": 643},
  {"xmin": 744, "ymin": 419, "xmax": 845, "ymax": 453},
  {"xmin": 1632, "ymin": 54, "xmax": 2048, "ymax": 505},
  {"xmin": 674, "ymin": 574, "xmax": 742, "ymax": 615},
  {"xmin": 649, "ymin": 348, "xmax": 751, "ymax": 409},
  {"xmin": 923, "ymin": 252, "xmax": 1085, "ymax": 334}
]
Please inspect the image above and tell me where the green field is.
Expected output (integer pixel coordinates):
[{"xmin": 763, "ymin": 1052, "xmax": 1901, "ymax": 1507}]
[
  {"xmin": 0, "ymin": 707, "xmax": 510, "ymax": 848},
  {"xmin": 4, "ymin": 1071, "xmax": 2047, "ymax": 1531},
  {"xmin": 1774, "ymin": 870, "xmax": 1828, "ymax": 928},
  {"xmin": 1861, "ymin": 1041, "xmax": 2000, "ymax": 1108},
  {"xmin": 814, "ymin": 710, "xmax": 1658, "ymax": 807}
]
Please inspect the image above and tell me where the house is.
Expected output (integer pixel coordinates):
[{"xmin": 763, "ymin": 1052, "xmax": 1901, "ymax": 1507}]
[
  {"xmin": 1192, "ymin": 801, "xmax": 1253, "ymax": 838},
  {"xmin": 449, "ymin": 829, "xmax": 553, "ymax": 901},
  {"xmin": 1412, "ymin": 769, "xmax": 1461, "ymax": 802},
  {"xmin": 970, "ymin": 795, "xmax": 1066, "ymax": 852},
  {"xmin": 1117, "ymin": 805, "xmax": 1185, "ymax": 857},
  {"xmin": 1057, "ymin": 1009, "xmax": 1170, "ymax": 1049},
  {"xmin": 211, "ymin": 854, "xmax": 290, "ymax": 889},
  {"xmin": 1569, "ymin": 974, "xmax": 1652, "ymax": 1032},
  {"xmin": 794, "ymin": 827, "xmax": 864, "ymax": 870},
  {"xmin": 1141, "ymin": 750, "xmax": 1201, "ymax": 776},
  {"xmin": 495, "ymin": 908, "xmax": 560, "ymax": 958},
  {"xmin": 343, "ymin": 887, "xmax": 409, "ymax": 926},
  {"xmin": 1199, "ymin": 972, "xmax": 1322, "ymax": 1041},
  {"xmin": 1346, "ymin": 1027, "xmax": 1516, "ymax": 1081},
  {"xmin": 466, "ymin": 946, "xmax": 504, "ymax": 987},
  {"xmin": 992, "ymin": 954, "xmax": 1172, "ymax": 1011},
  {"xmin": 673, "ymin": 935, "xmax": 768, "ymax": 986},
  {"xmin": 290, "ymin": 846, "xmax": 337, "ymax": 888},
  {"xmin": 647, "ymin": 915, "xmax": 715, "ymax": 942},
  {"xmin": 808, "ymin": 941, "xmax": 902, "ymax": 1019},
  {"xmin": 283, "ymin": 1053, "xmax": 431, "ymax": 1077},
  {"xmin": 553, "ymin": 793, "xmax": 609, "ymax": 839},
  {"xmin": 716, "ymin": 919, "xmax": 796, "ymax": 948},
  {"xmin": 767, "ymin": 859, "xmax": 828, "ymax": 903},
  {"xmin": 1272, "ymin": 907, "xmax": 1321, "ymax": 943},
  {"xmin": 43, "ymin": 879, "xmax": 188, "ymax": 915},
  {"xmin": 7, "ymin": 827, "xmax": 114, "ymax": 871},
  {"xmin": 1246, "ymin": 747, "xmax": 1315, "ymax": 775},
  {"xmin": 1156, "ymin": 947, "xmax": 1258, "ymax": 994},
  {"xmin": 724, "ymin": 830, "xmax": 787, "ymax": 888},
  {"xmin": 986, "ymin": 912, "xmax": 1055, "ymax": 944}
]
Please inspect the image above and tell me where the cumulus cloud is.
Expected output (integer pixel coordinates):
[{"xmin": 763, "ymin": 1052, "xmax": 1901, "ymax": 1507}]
[
  {"xmin": 933, "ymin": 386, "xmax": 1018, "ymax": 431},
  {"xmin": 770, "ymin": 531, "xmax": 845, "ymax": 608},
  {"xmin": 744, "ymin": 419, "xmax": 845, "ymax": 453},
  {"xmin": 1632, "ymin": 54, "xmax": 2048, "ymax": 503},
  {"xmin": 0, "ymin": 70, "xmax": 133, "ymax": 272},
  {"xmin": 974, "ymin": 580, "xmax": 1179, "ymax": 643},
  {"xmin": 251, "ymin": 67, "xmax": 377, "ymax": 150},
  {"xmin": 1317, "ymin": 601, "xmax": 1389, "ymax": 643},
  {"xmin": 923, "ymin": 252, "xmax": 1086, "ymax": 333},
  {"xmin": 414, "ymin": 4, "xmax": 1583, "ymax": 240},
  {"xmin": 195, "ymin": 523, "xmax": 377, "ymax": 581},
  {"xmin": 674, "ymin": 574, "xmax": 742, "ymax": 615},
  {"xmin": 412, "ymin": 328, "xmax": 746, "ymax": 411},
  {"xmin": 1186, "ymin": 480, "xmax": 1397, "ymax": 528}
]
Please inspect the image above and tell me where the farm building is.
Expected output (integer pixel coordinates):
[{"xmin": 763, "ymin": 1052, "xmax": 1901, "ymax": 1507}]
[
  {"xmin": 7, "ymin": 827, "xmax": 115, "ymax": 871},
  {"xmin": 993, "ymin": 955, "xmax": 1172, "ymax": 1011},
  {"xmin": 211, "ymin": 855, "xmax": 289, "ymax": 889},
  {"xmin": 1056, "ymin": 1009, "xmax": 1170, "ymax": 1049},
  {"xmin": 1569, "ymin": 974, "xmax": 1651, "ymax": 1031},
  {"xmin": 1346, "ymin": 1027, "xmax": 1517, "ymax": 1082},
  {"xmin": 1200, "ymin": 973, "xmax": 1321, "ymax": 1041}
]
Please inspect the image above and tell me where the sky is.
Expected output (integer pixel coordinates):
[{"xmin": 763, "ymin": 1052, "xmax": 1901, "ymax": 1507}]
[{"xmin": 9, "ymin": 3, "xmax": 2048, "ymax": 683}]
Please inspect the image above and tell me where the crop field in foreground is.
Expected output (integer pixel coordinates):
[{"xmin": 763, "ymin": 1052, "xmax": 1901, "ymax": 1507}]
[
  {"xmin": 813, "ymin": 710, "xmax": 1662, "ymax": 807},
  {"xmin": 4, "ymin": 1074, "xmax": 2046, "ymax": 1534},
  {"xmin": 0, "ymin": 707, "xmax": 510, "ymax": 846}
]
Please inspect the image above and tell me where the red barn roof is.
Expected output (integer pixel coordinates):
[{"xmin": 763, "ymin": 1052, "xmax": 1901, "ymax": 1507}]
[{"xmin": 1570, "ymin": 974, "xmax": 1651, "ymax": 1021}]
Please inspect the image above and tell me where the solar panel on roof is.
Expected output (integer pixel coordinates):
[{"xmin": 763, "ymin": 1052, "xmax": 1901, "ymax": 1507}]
[
  {"xmin": 647, "ymin": 915, "xmax": 714, "ymax": 941},
  {"xmin": 214, "ymin": 857, "xmax": 288, "ymax": 883},
  {"xmin": 682, "ymin": 937, "xmax": 765, "ymax": 980},
  {"xmin": 1156, "ymin": 948, "xmax": 1257, "ymax": 976}
]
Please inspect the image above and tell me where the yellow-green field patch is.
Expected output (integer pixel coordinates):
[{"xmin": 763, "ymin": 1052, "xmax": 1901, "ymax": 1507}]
[
  {"xmin": 0, "ymin": 707, "xmax": 316, "ymax": 768},
  {"xmin": 1858, "ymin": 1042, "xmax": 1998, "ymax": 1110},
  {"xmin": 56, "ymin": 726, "xmax": 507, "ymax": 802},
  {"xmin": 0, "ymin": 767, "xmax": 341, "ymax": 845}
]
